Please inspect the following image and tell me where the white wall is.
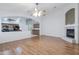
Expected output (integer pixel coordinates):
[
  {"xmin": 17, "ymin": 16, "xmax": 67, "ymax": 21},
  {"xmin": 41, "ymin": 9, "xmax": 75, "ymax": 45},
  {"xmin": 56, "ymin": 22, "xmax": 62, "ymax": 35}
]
[
  {"xmin": 41, "ymin": 7, "xmax": 65, "ymax": 38},
  {"xmin": 41, "ymin": 3, "xmax": 78, "ymax": 43}
]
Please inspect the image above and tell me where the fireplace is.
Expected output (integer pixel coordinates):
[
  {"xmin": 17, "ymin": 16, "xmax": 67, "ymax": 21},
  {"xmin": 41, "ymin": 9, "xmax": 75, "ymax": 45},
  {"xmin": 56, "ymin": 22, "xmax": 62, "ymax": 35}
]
[{"xmin": 66, "ymin": 29, "xmax": 75, "ymax": 38}]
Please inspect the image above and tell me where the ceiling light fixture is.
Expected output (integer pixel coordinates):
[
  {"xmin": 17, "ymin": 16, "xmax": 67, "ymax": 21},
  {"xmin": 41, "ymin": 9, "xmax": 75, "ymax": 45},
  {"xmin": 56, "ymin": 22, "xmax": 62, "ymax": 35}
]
[{"xmin": 32, "ymin": 3, "xmax": 47, "ymax": 17}]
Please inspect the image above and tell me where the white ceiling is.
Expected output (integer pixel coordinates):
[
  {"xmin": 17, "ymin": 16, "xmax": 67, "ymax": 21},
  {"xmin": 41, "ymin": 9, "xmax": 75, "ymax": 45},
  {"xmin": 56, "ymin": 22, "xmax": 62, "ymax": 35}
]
[{"xmin": 0, "ymin": 3, "xmax": 65, "ymax": 16}]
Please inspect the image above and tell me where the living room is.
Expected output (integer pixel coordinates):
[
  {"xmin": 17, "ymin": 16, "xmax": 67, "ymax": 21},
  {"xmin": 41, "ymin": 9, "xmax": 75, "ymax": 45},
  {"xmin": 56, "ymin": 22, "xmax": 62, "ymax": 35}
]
[{"xmin": 0, "ymin": 3, "xmax": 79, "ymax": 55}]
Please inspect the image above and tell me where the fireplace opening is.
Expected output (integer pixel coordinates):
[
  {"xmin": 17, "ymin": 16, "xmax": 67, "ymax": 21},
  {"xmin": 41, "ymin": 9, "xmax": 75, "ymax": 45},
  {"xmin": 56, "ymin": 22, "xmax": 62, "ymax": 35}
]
[{"xmin": 66, "ymin": 29, "xmax": 75, "ymax": 38}]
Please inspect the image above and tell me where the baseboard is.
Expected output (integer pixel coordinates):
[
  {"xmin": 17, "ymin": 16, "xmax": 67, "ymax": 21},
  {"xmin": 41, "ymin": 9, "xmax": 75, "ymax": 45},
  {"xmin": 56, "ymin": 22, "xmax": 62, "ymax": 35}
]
[
  {"xmin": 41, "ymin": 34, "xmax": 63, "ymax": 38},
  {"xmin": 41, "ymin": 34, "xmax": 73, "ymax": 44},
  {"xmin": 0, "ymin": 35, "xmax": 36, "ymax": 44}
]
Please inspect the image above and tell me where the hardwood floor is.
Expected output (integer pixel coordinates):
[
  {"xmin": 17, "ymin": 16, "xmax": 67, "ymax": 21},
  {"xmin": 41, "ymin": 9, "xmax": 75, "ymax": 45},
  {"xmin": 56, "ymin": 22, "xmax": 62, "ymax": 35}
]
[{"xmin": 0, "ymin": 35, "xmax": 79, "ymax": 55}]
